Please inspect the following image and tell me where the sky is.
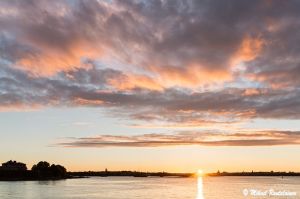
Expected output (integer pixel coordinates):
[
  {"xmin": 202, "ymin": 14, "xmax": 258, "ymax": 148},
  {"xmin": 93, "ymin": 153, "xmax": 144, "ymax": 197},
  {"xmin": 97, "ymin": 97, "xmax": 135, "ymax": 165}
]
[{"xmin": 0, "ymin": 0, "xmax": 300, "ymax": 173}]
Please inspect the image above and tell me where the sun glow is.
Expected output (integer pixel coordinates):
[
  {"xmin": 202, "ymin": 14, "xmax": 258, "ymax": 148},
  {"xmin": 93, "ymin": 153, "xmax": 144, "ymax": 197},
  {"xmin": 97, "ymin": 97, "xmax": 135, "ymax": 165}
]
[
  {"xmin": 197, "ymin": 169, "xmax": 203, "ymax": 177},
  {"xmin": 196, "ymin": 169, "xmax": 205, "ymax": 199}
]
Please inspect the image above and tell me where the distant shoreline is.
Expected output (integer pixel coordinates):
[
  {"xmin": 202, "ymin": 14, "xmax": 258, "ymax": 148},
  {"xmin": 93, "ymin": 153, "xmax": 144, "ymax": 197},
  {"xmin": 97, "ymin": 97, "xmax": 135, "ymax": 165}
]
[
  {"xmin": 67, "ymin": 171, "xmax": 300, "ymax": 178},
  {"xmin": 207, "ymin": 171, "xmax": 300, "ymax": 177},
  {"xmin": 68, "ymin": 171, "xmax": 192, "ymax": 178}
]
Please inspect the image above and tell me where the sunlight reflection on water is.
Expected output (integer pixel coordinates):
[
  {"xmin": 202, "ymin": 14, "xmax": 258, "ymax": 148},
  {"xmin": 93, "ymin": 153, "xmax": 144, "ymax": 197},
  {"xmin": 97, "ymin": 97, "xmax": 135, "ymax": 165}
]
[{"xmin": 196, "ymin": 176, "xmax": 204, "ymax": 199}]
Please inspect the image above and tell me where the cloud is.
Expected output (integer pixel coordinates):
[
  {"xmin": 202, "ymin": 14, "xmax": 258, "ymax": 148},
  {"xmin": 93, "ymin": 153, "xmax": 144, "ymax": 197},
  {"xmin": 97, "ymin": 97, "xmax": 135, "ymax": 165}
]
[
  {"xmin": 0, "ymin": 0, "xmax": 299, "ymax": 85},
  {"xmin": 0, "ymin": 0, "xmax": 106, "ymax": 76},
  {"xmin": 1, "ymin": 65, "xmax": 300, "ymax": 125},
  {"xmin": 57, "ymin": 130, "xmax": 300, "ymax": 148},
  {"xmin": 148, "ymin": 65, "xmax": 232, "ymax": 88},
  {"xmin": 231, "ymin": 35, "xmax": 265, "ymax": 65},
  {"xmin": 1, "ymin": 0, "xmax": 300, "ymax": 127},
  {"xmin": 107, "ymin": 73, "xmax": 164, "ymax": 91},
  {"xmin": 1, "ymin": 0, "xmax": 291, "ymax": 88}
]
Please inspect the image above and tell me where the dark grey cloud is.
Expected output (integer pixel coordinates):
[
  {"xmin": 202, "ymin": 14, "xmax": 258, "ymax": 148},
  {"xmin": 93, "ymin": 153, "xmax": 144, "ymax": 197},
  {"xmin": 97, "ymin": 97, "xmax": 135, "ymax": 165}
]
[
  {"xmin": 1, "ymin": 65, "xmax": 300, "ymax": 124},
  {"xmin": 0, "ymin": 0, "xmax": 300, "ymax": 125},
  {"xmin": 236, "ymin": 0, "xmax": 300, "ymax": 88},
  {"xmin": 57, "ymin": 130, "xmax": 300, "ymax": 147},
  {"xmin": 0, "ymin": 0, "xmax": 298, "ymax": 81}
]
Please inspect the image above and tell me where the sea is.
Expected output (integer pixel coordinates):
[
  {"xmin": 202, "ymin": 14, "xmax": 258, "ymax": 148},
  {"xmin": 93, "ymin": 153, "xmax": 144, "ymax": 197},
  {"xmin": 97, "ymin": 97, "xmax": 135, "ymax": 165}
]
[{"xmin": 0, "ymin": 176, "xmax": 299, "ymax": 199}]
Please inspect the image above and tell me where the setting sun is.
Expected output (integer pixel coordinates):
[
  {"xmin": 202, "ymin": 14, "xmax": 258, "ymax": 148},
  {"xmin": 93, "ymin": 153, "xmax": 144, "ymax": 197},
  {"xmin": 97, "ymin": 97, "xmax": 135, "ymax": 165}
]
[{"xmin": 197, "ymin": 169, "xmax": 204, "ymax": 177}]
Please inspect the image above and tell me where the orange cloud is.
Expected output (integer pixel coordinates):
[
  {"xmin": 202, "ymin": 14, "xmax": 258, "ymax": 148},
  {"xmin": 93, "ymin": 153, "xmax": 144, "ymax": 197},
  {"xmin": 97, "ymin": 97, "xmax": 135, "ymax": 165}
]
[
  {"xmin": 108, "ymin": 64, "xmax": 232, "ymax": 91},
  {"xmin": 231, "ymin": 35, "xmax": 264, "ymax": 65},
  {"xmin": 16, "ymin": 40, "xmax": 102, "ymax": 76},
  {"xmin": 73, "ymin": 98, "xmax": 104, "ymax": 106},
  {"xmin": 243, "ymin": 88, "xmax": 265, "ymax": 96},
  {"xmin": 0, "ymin": 104, "xmax": 42, "ymax": 112},
  {"xmin": 108, "ymin": 73, "xmax": 164, "ymax": 91},
  {"xmin": 150, "ymin": 65, "xmax": 232, "ymax": 88}
]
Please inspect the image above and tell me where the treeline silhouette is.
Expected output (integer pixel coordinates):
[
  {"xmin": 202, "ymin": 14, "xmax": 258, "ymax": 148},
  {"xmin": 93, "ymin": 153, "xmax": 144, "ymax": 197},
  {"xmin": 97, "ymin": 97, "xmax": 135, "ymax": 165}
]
[
  {"xmin": 0, "ymin": 160, "xmax": 67, "ymax": 181},
  {"xmin": 31, "ymin": 161, "xmax": 67, "ymax": 178},
  {"xmin": 208, "ymin": 171, "xmax": 300, "ymax": 176},
  {"xmin": 69, "ymin": 171, "xmax": 192, "ymax": 178}
]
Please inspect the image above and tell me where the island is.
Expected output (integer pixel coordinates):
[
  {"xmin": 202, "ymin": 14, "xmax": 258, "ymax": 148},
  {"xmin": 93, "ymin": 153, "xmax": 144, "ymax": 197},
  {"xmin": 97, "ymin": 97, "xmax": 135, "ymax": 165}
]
[{"xmin": 0, "ymin": 160, "xmax": 68, "ymax": 181}]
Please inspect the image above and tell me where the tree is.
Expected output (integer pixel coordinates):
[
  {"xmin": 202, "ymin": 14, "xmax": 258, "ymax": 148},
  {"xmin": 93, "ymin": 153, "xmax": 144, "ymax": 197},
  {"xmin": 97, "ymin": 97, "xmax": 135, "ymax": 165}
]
[
  {"xmin": 32, "ymin": 161, "xmax": 50, "ymax": 171},
  {"xmin": 50, "ymin": 164, "xmax": 67, "ymax": 177},
  {"xmin": 31, "ymin": 161, "xmax": 66, "ymax": 178}
]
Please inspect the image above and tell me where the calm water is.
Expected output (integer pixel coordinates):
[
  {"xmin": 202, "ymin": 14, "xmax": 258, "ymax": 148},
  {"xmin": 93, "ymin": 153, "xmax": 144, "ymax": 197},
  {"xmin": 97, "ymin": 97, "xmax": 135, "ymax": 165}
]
[{"xmin": 0, "ymin": 176, "xmax": 299, "ymax": 199}]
